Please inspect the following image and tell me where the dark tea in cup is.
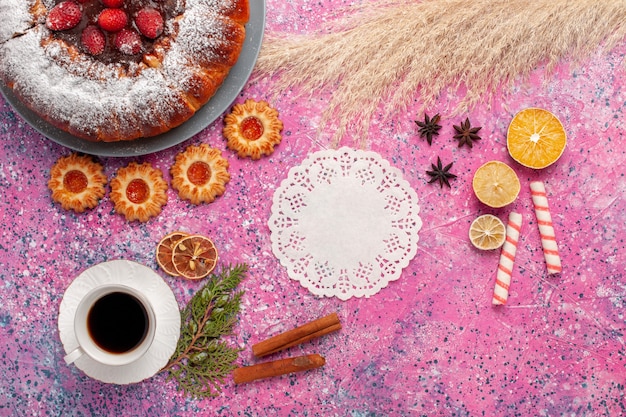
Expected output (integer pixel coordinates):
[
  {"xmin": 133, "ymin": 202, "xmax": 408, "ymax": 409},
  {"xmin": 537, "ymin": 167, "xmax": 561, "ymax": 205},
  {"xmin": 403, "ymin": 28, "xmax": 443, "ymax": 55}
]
[
  {"xmin": 87, "ymin": 292, "xmax": 149, "ymax": 354},
  {"xmin": 64, "ymin": 284, "xmax": 156, "ymax": 366}
]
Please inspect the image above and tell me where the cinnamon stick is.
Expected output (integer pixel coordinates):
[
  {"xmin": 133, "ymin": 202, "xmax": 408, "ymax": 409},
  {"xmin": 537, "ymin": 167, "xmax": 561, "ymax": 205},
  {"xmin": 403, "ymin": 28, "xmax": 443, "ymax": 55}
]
[
  {"xmin": 252, "ymin": 312, "xmax": 341, "ymax": 357},
  {"xmin": 233, "ymin": 354, "xmax": 326, "ymax": 384}
]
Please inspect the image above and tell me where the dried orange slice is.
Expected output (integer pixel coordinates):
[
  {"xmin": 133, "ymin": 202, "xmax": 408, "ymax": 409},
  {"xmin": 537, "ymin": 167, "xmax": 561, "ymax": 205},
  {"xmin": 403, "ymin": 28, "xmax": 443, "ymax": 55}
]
[
  {"xmin": 472, "ymin": 161, "xmax": 520, "ymax": 208},
  {"xmin": 156, "ymin": 231, "xmax": 189, "ymax": 276},
  {"xmin": 171, "ymin": 235, "xmax": 218, "ymax": 280},
  {"xmin": 469, "ymin": 214, "xmax": 506, "ymax": 250},
  {"xmin": 507, "ymin": 108, "xmax": 567, "ymax": 169}
]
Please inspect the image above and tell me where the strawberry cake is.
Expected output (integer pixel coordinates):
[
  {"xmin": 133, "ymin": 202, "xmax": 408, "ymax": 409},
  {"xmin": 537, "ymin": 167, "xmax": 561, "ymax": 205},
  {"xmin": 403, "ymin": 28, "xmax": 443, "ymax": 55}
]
[{"xmin": 0, "ymin": 0, "xmax": 249, "ymax": 142}]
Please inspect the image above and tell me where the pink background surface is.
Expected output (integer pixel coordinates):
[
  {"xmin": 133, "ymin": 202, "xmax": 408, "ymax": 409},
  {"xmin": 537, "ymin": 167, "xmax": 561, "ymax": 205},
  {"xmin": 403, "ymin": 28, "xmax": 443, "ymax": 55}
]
[{"xmin": 1, "ymin": 0, "xmax": 625, "ymax": 415}]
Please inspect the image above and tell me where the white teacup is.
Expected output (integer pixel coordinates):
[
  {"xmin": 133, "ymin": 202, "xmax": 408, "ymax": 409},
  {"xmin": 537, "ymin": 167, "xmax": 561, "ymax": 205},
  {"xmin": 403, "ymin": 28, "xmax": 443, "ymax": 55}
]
[{"xmin": 64, "ymin": 284, "xmax": 156, "ymax": 367}]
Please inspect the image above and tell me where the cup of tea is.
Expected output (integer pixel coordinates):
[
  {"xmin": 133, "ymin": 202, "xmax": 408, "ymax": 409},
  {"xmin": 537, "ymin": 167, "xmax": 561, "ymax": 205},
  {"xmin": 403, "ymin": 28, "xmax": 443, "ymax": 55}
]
[{"xmin": 64, "ymin": 284, "xmax": 156, "ymax": 367}]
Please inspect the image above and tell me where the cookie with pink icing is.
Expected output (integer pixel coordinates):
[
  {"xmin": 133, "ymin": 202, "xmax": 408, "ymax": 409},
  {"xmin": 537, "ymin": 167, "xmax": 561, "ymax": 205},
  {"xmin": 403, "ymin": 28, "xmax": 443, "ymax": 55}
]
[{"xmin": 0, "ymin": 0, "xmax": 249, "ymax": 142}]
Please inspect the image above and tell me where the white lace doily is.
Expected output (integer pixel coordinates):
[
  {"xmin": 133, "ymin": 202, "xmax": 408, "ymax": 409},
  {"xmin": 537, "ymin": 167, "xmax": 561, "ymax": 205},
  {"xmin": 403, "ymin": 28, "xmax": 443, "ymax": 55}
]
[{"xmin": 269, "ymin": 147, "xmax": 422, "ymax": 300}]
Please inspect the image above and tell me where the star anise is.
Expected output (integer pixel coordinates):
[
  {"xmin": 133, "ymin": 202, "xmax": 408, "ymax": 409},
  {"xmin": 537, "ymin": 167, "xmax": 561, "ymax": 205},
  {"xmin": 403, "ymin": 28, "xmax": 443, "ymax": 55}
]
[
  {"xmin": 415, "ymin": 113, "xmax": 442, "ymax": 145},
  {"xmin": 453, "ymin": 117, "xmax": 482, "ymax": 148},
  {"xmin": 426, "ymin": 157, "xmax": 457, "ymax": 188}
]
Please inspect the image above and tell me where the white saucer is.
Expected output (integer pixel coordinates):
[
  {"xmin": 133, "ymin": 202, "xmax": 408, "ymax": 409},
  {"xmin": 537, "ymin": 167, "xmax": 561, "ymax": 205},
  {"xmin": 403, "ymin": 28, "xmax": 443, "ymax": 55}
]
[{"xmin": 58, "ymin": 260, "xmax": 181, "ymax": 384}]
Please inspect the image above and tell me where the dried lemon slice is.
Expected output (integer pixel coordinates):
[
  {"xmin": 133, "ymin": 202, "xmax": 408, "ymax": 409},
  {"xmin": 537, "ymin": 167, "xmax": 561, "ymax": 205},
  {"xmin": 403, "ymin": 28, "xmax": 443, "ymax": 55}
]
[
  {"xmin": 223, "ymin": 99, "xmax": 284, "ymax": 159},
  {"xmin": 469, "ymin": 214, "xmax": 506, "ymax": 250},
  {"xmin": 472, "ymin": 161, "xmax": 520, "ymax": 208},
  {"xmin": 507, "ymin": 108, "xmax": 567, "ymax": 169},
  {"xmin": 171, "ymin": 235, "xmax": 218, "ymax": 280},
  {"xmin": 156, "ymin": 231, "xmax": 189, "ymax": 276},
  {"xmin": 48, "ymin": 153, "xmax": 107, "ymax": 213}
]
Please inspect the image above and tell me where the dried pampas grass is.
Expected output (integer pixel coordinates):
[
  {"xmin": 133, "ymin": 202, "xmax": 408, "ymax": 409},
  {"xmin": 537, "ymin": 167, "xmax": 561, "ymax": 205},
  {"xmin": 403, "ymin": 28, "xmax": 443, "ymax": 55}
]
[{"xmin": 254, "ymin": 0, "xmax": 626, "ymax": 147}]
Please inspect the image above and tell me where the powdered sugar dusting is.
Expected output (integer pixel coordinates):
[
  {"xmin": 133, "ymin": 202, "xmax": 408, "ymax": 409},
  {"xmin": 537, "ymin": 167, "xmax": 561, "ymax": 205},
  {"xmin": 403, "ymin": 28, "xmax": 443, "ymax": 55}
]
[
  {"xmin": 0, "ymin": 0, "xmax": 37, "ymax": 43},
  {"xmin": 1, "ymin": 28, "xmax": 179, "ymax": 139},
  {"xmin": 0, "ymin": 0, "xmax": 248, "ymax": 141}
]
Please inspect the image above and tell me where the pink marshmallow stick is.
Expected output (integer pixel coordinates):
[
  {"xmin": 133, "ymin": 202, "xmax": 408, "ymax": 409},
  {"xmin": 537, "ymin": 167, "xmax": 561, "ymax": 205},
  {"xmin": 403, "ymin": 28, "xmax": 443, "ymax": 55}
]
[
  {"xmin": 493, "ymin": 212, "xmax": 522, "ymax": 305},
  {"xmin": 530, "ymin": 181, "xmax": 562, "ymax": 274}
]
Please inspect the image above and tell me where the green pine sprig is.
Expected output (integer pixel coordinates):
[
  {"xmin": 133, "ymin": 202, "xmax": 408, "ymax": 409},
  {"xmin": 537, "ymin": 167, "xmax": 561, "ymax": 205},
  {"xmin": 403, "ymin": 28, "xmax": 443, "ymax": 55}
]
[{"xmin": 161, "ymin": 263, "xmax": 247, "ymax": 398}]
